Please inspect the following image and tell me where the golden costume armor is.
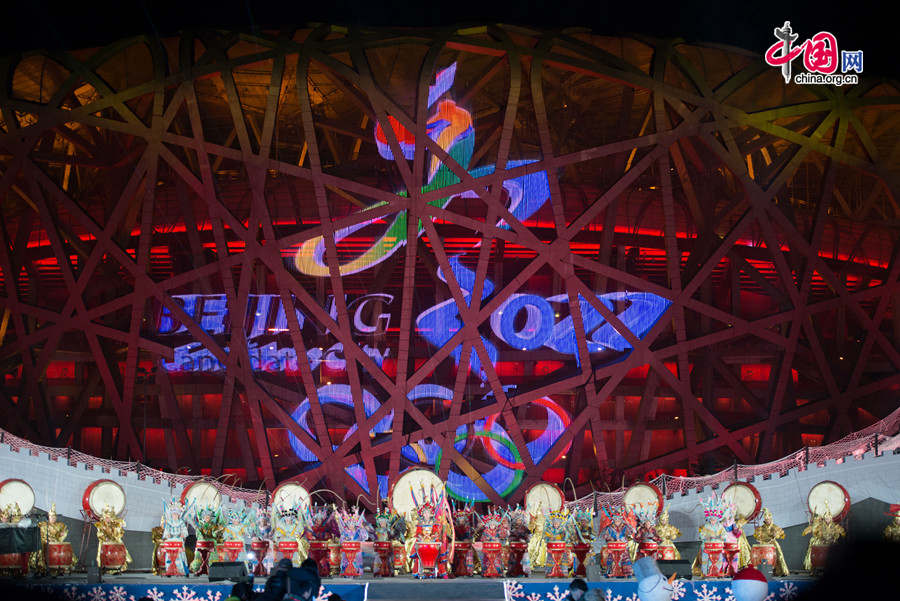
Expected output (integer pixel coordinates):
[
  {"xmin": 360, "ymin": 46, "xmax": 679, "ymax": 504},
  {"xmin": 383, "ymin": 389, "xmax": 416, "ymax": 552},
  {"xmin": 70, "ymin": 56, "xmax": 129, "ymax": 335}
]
[
  {"xmin": 527, "ymin": 506, "xmax": 547, "ymax": 569},
  {"xmin": 29, "ymin": 504, "xmax": 77, "ymax": 575},
  {"xmin": 656, "ymin": 509, "xmax": 681, "ymax": 559},
  {"xmin": 802, "ymin": 509, "xmax": 844, "ymax": 571},
  {"xmin": 150, "ymin": 516, "xmax": 164, "ymax": 575},
  {"xmin": 95, "ymin": 504, "xmax": 132, "ymax": 574},
  {"xmin": 884, "ymin": 508, "xmax": 900, "ymax": 543},
  {"xmin": 751, "ymin": 508, "xmax": 789, "ymax": 576}
]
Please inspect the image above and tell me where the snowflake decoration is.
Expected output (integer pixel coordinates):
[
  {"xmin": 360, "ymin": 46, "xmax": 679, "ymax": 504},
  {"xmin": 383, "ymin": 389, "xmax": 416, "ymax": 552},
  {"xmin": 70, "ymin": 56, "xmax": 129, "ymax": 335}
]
[
  {"xmin": 671, "ymin": 579, "xmax": 687, "ymax": 600},
  {"xmin": 723, "ymin": 586, "xmax": 735, "ymax": 601},
  {"xmin": 763, "ymin": 594, "xmax": 776, "ymax": 601},
  {"xmin": 204, "ymin": 591, "xmax": 223, "ymax": 601},
  {"xmin": 504, "ymin": 580, "xmax": 526, "ymax": 599},
  {"xmin": 108, "ymin": 586, "xmax": 127, "ymax": 601},
  {"xmin": 605, "ymin": 589, "xmax": 623, "ymax": 601},
  {"xmin": 172, "ymin": 585, "xmax": 199, "ymax": 601},
  {"xmin": 546, "ymin": 585, "xmax": 568, "ymax": 601},
  {"xmin": 694, "ymin": 583, "xmax": 722, "ymax": 601},
  {"xmin": 88, "ymin": 586, "xmax": 107, "ymax": 601},
  {"xmin": 778, "ymin": 582, "xmax": 798, "ymax": 601},
  {"xmin": 144, "ymin": 587, "xmax": 165, "ymax": 601},
  {"xmin": 526, "ymin": 595, "xmax": 543, "ymax": 601},
  {"xmin": 62, "ymin": 585, "xmax": 84, "ymax": 601}
]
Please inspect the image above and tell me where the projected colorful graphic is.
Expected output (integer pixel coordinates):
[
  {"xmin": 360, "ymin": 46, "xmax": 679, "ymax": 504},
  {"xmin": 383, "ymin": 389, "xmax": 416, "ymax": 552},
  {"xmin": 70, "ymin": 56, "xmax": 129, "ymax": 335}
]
[{"xmin": 294, "ymin": 62, "xmax": 551, "ymax": 277}]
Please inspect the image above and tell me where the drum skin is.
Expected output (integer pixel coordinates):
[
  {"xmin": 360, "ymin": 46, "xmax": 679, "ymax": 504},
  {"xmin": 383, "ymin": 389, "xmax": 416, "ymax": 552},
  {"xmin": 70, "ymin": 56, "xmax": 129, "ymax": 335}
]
[
  {"xmin": 83, "ymin": 479, "xmax": 126, "ymax": 520},
  {"xmin": 723, "ymin": 482, "xmax": 762, "ymax": 520},
  {"xmin": 624, "ymin": 482, "xmax": 664, "ymax": 517},
  {"xmin": 807, "ymin": 481, "xmax": 850, "ymax": 522}
]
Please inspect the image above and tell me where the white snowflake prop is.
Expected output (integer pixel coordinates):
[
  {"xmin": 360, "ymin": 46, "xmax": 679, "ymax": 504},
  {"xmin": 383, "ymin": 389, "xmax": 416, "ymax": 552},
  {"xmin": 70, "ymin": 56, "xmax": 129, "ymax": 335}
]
[
  {"xmin": 172, "ymin": 585, "xmax": 200, "ymax": 601},
  {"xmin": 144, "ymin": 587, "xmax": 165, "ymax": 601},
  {"xmin": 546, "ymin": 585, "xmax": 568, "ymax": 601},
  {"xmin": 504, "ymin": 580, "xmax": 526, "ymax": 600},
  {"xmin": 671, "ymin": 579, "xmax": 687, "ymax": 600},
  {"xmin": 694, "ymin": 583, "xmax": 722, "ymax": 601},
  {"xmin": 778, "ymin": 582, "xmax": 798, "ymax": 601},
  {"xmin": 108, "ymin": 586, "xmax": 127, "ymax": 601},
  {"xmin": 88, "ymin": 586, "xmax": 106, "ymax": 601}
]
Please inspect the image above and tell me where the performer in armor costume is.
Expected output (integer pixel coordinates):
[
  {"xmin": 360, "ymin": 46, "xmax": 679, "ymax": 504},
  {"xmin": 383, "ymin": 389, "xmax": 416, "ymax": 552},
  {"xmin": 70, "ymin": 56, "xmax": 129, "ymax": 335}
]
[
  {"xmin": 506, "ymin": 505, "xmax": 532, "ymax": 575},
  {"xmin": 478, "ymin": 507, "xmax": 507, "ymax": 577},
  {"xmin": 250, "ymin": 506, "xmax": 274, "ymax": 574},
  {"xmin": 95, "ymin": 504, "xmax": 132, "ymax": 574},
  {"xmin": 802, "ymin": 507, "xmax": 845, "ymax": 571},
  {"xmin": 691, "ymin": 495, "xmax": 730, "ymax": 578},
  {"xmin": 333, "ymin": 505, "xmax": 371, "ymax": 577},
  {"xmin": 527, "ymin": 504, "xmax": 547, "ymax": 570},
  {"xmin": 722, "ymin": 503, "xmax": 750, "ymax": 573},
  {"xmin": 308, "ymin": 504, "xmax": 338, "ymax": 577},
  {"xmin": 221, "ymin": 507, "xmax": 251, "ymax": 565},
  {"xmin": 373, "ymin": 505, "xmax": 405, "ymax": 576},
  {"xmin": 567, "ymin": 506, "xmax": 594, "ymax": 575},
  {"xmin": 160, "ymin": 497, "xmax": 191, "ymax": 576},
  {"xmin": 271, "ymin": 500, "xmax": 309, "ymax": 566},
  {"xmin": 655, "ymin": 509, "xmax": 681, "ymax": 560},
  {"xmin": 629, "ymin": 507, "xmax": 659, "ymax": 561},
  {"xmin": 450, "ymin": 501, "xmax": 477, "ymax": 576},
  {"xmin": 150, "ymin": 516, "xmax": 165, "ymax": 575},
  {"xmin": 751, "ymin": 508, "xmax": 789, "ymax": 576},
  {"xmin": 408, "ymin": 486, "xmax": 453, "ymax": 579},
  {"xmin": 189, "ymin": 506, "xmax": 224, "ymax": 574},
  {"xmin": 598, "ymin": 505, "xmax": 635, "ymax": 577},
  {"xmin": 883, "ymin": 505, "xmax": 900, "ymax": 543},
  {"xmin": 30, "ymin": 504, "xmax": 77, "ymax": 576}
]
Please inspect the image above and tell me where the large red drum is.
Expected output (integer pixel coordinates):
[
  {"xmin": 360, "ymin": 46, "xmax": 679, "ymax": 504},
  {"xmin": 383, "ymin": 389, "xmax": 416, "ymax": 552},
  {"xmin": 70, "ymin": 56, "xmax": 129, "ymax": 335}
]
[
  {"xmin": 546, "ymin": 541, "xmax": 569, "ymax": 578},
  {"xmin": 571, "ymin": 542, "xmax": 591, "ymax": 577},
  {"xmin": 308, "ymin": 540, "xmax": 330, "ymax": 577},
  {"xmin": 723, "ymin": 482, "xmax": 762, "ymax": 521},
  {"xmin": 250, "ymin": 540, "xmax": 269, "ymax": 575},
  {"xmin": 808, "ymin": 481, "xmax": 851, "ymax": 522},
  {"xmin": 100, "ymin": 543, "xmax": 127, "ymax": 570},
  {"xmin": 604, "ymin": 541, "xmax": 631, "ymax": 578},
  {"xmin": 0, "ymin": 552, "xmax": 29, "ymax": 574},
  {"xmin": 638, "ymin": 541, "xmax": 659, "ymax": 560},
  {"xmin": 810, "ymin": 545, "xmax": 830, "ymax": 570},
  {"xmin": 624, "ymin": 482, "xmax": 664, "ymax": 517},
  {"xmin": 83, "ymin": 480, "xmax": 126, "ymax": 521},
  {"xmin": 658, "ymin": 544, "xmax": 678, "ymax": 560},
  {"xmin": 161, "ymin": 541, "xmax": 185, "ymax": 576},
  {"xmin": 193, "ymin": 540, "xmax": 215, "ymax": 575},
  {"xmin": 751, "ymin": 544, "xmax": 776, "ymax": 568},
  {"xmin": 482, "ymin": 541, "xmax": 503, "ymax": 578},
  {"xmin": 702, "ymin": 542, "xmax": 725, "ymax": 578},
  {"xmin": 392, "ymin": 542, "xmax": 406, "ymax": 574},
  {"xmin": 373, "ymin": 541, "xmax": 393, "ymax": 577},
  {"xmin": 723, "ymin": 541, "xmax": 740, "ymax": 576},
  {"xmin": 507, "ymin": 541, "xmax": 528, "ymax": 577},
  {"xmin": 340, "ymin": 541, "xmax": 362, "ymax": 577},
  {"xmin": 416, "ymin": 541, "xmax": 441, "ymax": 576},
  {"xmin": 276, "ymin": 540, "xmax": 299, "ymax": 562},
  {"xmin": 217, "ymin": 541, "xmax": 244, "ymax": 562},
  {"xmin": 451, "ymin": 540, "xmax": 472, "ymax": 577},
  {"xmin": 46, "ymin": 542, "xmax": 73, "ymax": 571}
]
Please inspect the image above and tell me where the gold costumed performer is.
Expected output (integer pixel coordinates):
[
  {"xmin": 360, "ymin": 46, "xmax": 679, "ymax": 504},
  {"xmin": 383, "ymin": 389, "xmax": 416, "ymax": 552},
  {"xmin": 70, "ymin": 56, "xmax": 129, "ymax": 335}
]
[
  {"xmin": 751, "ymin": 508, "xmax": 789, "ymax": 576},
  {"xmin": 656, "ymin": 509, "xmax": 681, "ymax": 560},
  {"xmin": 802, "ymin": 508, "xmax": 844, "ymax": 572},
  {"xmin": 95, "ymin": 504, "xmax": 132, "ymax": 574},
  {"xmin": 150, "ymin": 516, "xmax": 164, "ymax": 575},
  {"xmin": 30, "ymin": 504, "xmax": 77, "ymax": 576},
  {"xmin": 884, "ymin": 504, "xmax": 900, "ymax": 543},
  {"xmin": 527, "ymin": 503, "xmax": 547, "ymax": 570}
]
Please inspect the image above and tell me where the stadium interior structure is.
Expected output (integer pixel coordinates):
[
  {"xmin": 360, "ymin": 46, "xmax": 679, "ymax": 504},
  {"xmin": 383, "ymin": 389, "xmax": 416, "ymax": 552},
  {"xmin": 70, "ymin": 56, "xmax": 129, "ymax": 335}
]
[{"xmin": 1, "ymin": 25, "xmax": 899, "ymax": 506}]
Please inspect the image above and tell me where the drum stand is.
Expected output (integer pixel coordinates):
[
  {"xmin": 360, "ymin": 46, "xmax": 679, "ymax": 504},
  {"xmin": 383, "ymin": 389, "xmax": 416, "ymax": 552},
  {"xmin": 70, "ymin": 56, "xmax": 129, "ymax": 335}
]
[{"xmin": 77, "ymin": 510, "xmax": 95, "ymax": 572}]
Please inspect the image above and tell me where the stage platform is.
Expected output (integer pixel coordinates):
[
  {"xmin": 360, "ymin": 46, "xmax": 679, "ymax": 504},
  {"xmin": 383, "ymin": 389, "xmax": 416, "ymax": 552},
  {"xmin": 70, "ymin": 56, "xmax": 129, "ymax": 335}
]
[{"xmin": 8, "ymin": 572, "xmax": 818, "ymax": 601}]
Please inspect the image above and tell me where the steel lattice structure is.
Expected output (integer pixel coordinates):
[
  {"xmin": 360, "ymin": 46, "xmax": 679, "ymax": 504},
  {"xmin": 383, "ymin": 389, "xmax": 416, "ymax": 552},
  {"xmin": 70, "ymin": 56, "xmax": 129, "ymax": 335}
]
[{"xmin": 1, "ymin": 25, "xmax": 899, "ymax": 504}]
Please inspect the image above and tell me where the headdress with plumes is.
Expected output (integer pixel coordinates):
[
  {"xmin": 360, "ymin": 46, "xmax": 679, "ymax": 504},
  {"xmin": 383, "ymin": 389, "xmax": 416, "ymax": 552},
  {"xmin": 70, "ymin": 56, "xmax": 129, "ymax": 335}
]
[
  {"xmin": 48, "ymin": 503, "xmax": 57, "ymax": 519},
  {"xmin": 700, "ymin": 494, "xmax": 732, "ymax": 521}
]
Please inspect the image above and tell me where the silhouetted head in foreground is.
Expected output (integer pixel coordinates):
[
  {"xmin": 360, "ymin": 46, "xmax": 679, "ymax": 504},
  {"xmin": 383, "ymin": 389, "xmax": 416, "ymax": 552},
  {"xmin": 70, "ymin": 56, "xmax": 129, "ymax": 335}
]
[{"xmin": 796, "ymin": 537, "xmax": 900, "ymax": 601}]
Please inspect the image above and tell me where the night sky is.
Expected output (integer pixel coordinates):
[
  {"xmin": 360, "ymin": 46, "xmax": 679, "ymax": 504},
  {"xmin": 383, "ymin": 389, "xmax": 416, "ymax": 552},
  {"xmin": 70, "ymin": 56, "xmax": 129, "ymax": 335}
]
[{"xmin": 0, "ymin": 0, "xmax": 893, "ymax": 76}]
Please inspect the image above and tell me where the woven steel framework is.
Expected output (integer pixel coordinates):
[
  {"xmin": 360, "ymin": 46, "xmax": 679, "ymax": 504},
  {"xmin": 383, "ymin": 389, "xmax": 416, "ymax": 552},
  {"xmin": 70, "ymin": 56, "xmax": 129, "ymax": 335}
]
[{"xmin": 1, "ymin": 25, "xmax": 899, "ymax": 504}]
